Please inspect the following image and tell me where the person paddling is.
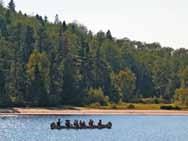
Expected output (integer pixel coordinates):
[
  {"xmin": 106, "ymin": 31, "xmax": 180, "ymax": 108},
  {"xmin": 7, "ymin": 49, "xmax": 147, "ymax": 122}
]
[
  {"xmin": 57, "ymin": 119, "xmax": 61, "ymax": 127},
  {"xmin": 89, "ymin": 119, "xmax": 94, "ymax": 127},
  {"xmin": 74, "ymin": 120, "xmax": 79, "ymax": 128},
  {"xmin": 65, "ymin": 120, "xmax": 71, "ymax": 128},
  {"xmin": 98, "ymin": 120, "xmax": 102, "ymax": 126}
]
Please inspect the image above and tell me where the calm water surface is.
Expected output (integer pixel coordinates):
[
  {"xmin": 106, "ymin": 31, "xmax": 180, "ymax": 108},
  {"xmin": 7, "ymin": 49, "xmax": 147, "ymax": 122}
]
[{"xmin": 0, "ymin": 115, "xmax": 188, "ymax": 141}]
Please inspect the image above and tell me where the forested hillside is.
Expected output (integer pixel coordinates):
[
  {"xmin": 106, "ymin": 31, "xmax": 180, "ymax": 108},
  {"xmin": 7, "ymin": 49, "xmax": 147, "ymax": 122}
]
[{"xmin": 0, "ymin": 0, "xmax": 188, "ymax": 107}]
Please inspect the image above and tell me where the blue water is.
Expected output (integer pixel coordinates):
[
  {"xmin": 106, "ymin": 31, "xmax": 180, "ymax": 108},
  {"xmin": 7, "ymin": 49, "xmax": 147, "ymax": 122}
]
[{"xmin": 0, "ymin": 115, "xmax": 188, "ymax": 141}]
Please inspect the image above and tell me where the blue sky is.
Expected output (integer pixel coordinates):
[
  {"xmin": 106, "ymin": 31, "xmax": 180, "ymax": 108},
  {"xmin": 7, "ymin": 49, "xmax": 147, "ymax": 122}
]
[{"xmin": 3, "ymin": 0, "xmax": 188, "ymax": 49}]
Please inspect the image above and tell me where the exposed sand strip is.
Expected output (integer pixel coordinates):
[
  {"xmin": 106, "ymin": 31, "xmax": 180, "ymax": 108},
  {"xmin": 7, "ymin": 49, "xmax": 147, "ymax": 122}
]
[{"xmin": 1, "ymin": 108, "xmax": 188, "ymax": 116}]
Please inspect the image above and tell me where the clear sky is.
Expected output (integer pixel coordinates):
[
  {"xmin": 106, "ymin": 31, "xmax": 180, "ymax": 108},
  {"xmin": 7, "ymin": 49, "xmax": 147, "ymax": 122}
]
[{"xmin": 3, "ymin": 0, "xmax": 188, "ymax": 49}]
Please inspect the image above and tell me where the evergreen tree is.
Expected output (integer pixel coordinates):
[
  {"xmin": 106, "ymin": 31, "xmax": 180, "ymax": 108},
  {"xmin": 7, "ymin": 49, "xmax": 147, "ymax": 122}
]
[
  {"xmin": 8, "ymin": 0, "xmax": 15, "ymax": 12},
  {"xmin": 30, "ymin": 64, "xmax": 48, "ymax": 106},
  {"xmin": 62, "ymin": 21, "xmax": 67, "ymax": 32},
  {"xmin": 0, "ymin": 3, "xmax": 188, "ymax": 107},
  {"xmin": 54, "ymin": 14, "xmax": 60, "ymax": 24},
  {"xmin": 23, "ymin": 25, "xmax": 35, "ymax": 63},
  {"xmin": 0, "ymin": 69, "xmax": 10, "ymax": 106},
  {"xmin": 8, "ymin": 23, "xmax": 26, "ymax": 105},
  {"xmin": 0, "ymin": 16, "xmax": 7, "ymax": 38},
  {"xmin": 106, "ymin": 30, "xmax": 113, "ymax": 40},
  {"xmin": 44, "ymin": 16, "xmax": 48, "ymax": 23},
  {"xmin": 48, "ymin": 24, "xmax": 65, "ymax": 106},
  {"xmin": 37, "ymin": 25, "xmax": 49, "ymax": 52},
  {"xmin": 5, "ymin": 10, "xmax": 11, "ymax": 24}
]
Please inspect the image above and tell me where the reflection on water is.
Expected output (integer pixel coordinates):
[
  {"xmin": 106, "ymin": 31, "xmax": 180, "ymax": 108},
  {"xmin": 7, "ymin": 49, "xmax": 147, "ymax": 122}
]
[{"xmin": 0, "ymin": 115, "xmax": 188, "ymax": 141}]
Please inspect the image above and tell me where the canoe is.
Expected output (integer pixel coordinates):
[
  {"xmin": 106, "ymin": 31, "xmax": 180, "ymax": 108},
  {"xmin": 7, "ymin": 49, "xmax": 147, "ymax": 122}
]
[{"xmin": 50, "ymin": 122, "xmax": 112, "ymax": 130}]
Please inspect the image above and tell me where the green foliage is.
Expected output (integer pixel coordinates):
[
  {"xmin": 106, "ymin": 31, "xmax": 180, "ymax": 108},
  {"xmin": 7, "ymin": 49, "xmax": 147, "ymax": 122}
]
[
  {"xmin": 0, "ymin": 15, "xmax": 7, "ymax": 37},
  {"xmin": 175, "ymin": 88, "xmax": 188, "ymax": 106},
  {"xmin": 0, "ymin": 69, "xmax": 11, "ymax": 106},
  {"xmin": 141, "ymin": 98, "xmax": 164, "ymax": 104},
  {"xmin": 86, "ymin": 87, "xmax": 109, "ymax": 106},
  {"xmin": 112, "ymin": 69, "xmax": 136, "ymax": 102},
  {"xmin": 160, "ymin": 105, "xmax": 180, "ymax": 110},
  {"xmin": 127, "ymin": 104, "xmax": 135, "ymax": 109},
  {"xmin": 179, "ymin": 67, "xmax": 188, "ymax": 88},
  {"xmin": 0, "ymin": 2, "xmax": 188, "ymax": 107},
  {"xmin": 29, "ymin": 64, "xmax": 48, "ymax": 106},
  {"xmin": 106, "ymin": 30, "xmax": 112, "ymax": 40},
  {"xmin": 27, "ymin": 51, "xmax": 49, "ymax": 81}
]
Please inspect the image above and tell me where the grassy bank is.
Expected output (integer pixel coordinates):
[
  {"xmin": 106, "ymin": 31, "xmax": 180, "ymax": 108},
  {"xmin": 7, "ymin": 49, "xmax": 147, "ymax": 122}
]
[{"xmin": 87, "ymin": 103, "xmax": 188, "ymax": 110}]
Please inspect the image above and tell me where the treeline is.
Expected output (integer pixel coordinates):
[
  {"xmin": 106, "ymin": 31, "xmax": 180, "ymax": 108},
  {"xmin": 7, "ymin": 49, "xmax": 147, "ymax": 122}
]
[{"xmin": 0, "ymin": 0, "xmax": 188, "ymax": 107}]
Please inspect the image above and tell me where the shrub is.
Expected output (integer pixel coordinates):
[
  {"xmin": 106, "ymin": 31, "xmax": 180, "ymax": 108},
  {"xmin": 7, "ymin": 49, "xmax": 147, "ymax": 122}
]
[
  {"xmin": 175, "ymin": 88, "xmax": 188, "ymax": 106},
  {"xmin": 160, "ymin": 105, "xmax": 181, "ymax": 110},
  {"xmin": 89, "ymin": 102, "xmax": 101, "ymax": 108},
  {"xmin": 110, "ymin": 103, "xmax": 117, "ymax": 109},
  {"xmin": 127, "ymin": 104, "xmax": 135, "ymax": 109},
  {"xmin": 86, "ymin": 87, "xmax": 109, "ymax": 106}
]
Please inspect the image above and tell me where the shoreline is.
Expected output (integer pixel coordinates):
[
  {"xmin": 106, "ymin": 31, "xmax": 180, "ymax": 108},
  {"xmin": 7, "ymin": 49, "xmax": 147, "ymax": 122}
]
[{"xmin": 1, "ymin": 108, "xmax": 188, "ymax": 116}]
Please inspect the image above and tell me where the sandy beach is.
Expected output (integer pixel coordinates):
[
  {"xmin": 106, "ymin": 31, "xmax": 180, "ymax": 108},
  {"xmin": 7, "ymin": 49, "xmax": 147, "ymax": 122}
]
[{"xmin": 1, "ymin": 108, "xmax": 188, "ymax": 116}]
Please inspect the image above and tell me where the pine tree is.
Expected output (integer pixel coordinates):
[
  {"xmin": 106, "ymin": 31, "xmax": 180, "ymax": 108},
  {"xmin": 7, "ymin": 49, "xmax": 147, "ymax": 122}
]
[
  {"xmin": 37, "ymin": 25, "xmax": 49, "ymax": 52},
  {"xmin": 0, "ymin": 16, "xmax": 7, "ymax": 37},
  {"xmin": 8, "ymin": 0, "xmax": 15, "ymax": 12},
  {"xmin": 5, "ymin": 10, "xmax": 11, "ymax": 24},
  {"xmin": 106, "ymin": 30, "xmax": 112, "ymax": 40},
  {"xmin": 62, "ymin": 21, "xmax": 67, "ymax": 32},
  {"xmin": 54, "ymin": 14, "xmax": 60, "ymax": 24},
  {"xmin": 48, "ymin": 24, "xmax": 65, "ymax": 105},
  {"xmin": 0, "ymin": 69, "xmax": 10, "ymax": 106},
  {"xmin": 44, "ymin": 16, "xmax": 48, "ymax": 23},
  {"xmin": 23, "ymin": 25, "xmax": 35, "ymax": 63},
  {"xmin": 8, "ymin": 23, "xmax": 25, "ymax": 105},
  {"xmin": 30, "ymin": 65, "xmax": 48, "ymax": 106}
]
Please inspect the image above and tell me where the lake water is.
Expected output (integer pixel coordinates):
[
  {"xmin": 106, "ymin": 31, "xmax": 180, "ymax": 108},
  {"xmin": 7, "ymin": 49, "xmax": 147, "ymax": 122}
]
[{"xmin": 0, "ymin": 115, "xmax": 188, "ymax": 141}]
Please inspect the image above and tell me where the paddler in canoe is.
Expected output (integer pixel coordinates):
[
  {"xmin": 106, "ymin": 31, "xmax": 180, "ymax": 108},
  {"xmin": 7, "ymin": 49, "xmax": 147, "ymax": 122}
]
[{"xmin": 50, "ymin": 119, "xmax": 112, "ymax": 129}]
